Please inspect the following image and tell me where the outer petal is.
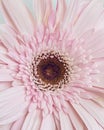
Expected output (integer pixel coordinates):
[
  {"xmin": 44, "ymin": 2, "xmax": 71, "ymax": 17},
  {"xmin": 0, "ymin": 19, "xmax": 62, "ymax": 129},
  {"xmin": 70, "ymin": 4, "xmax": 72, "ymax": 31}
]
[
  {"xmin": 0, "ymin": 25, "xmax": 21, "ymax": 65},
  {"xmin": 0, "ymin": 82, "xmax": 11, "ymax": 91},
  {"xmin": 72, "ymin": 102, "xmax": 104, "ymax": 130},
  {"xmin": 62, "ymin": 0, "xmax": 79, "ymax": 30},
  {"xmin": 40, "ymin": 114, "xmax": 56, "ymax": 130},
  {"xmin": 81, "ymin": 30, "xmax": 104, "ymax": 58},
  {"xmin": 0, "ymin": 123, "xmax": 12, "ymax": 130},
  {"xmin": 33, "ymin": 0, "xmax": 52, "ymax": 26},
  {"xmin": 0, "ymin": 25, "xmax": 20, "ymax": 50},
  {"xmin": 0, "ymin": 68, "xmax": 13, "ymax": 81},
  {"xmin": 22, "ymin": 110, "xmax": 42, "ymax": 130},
  {"xmin": 54, "ymin": 0, "xmax": 66, "ymax": 30},
  {"xmin": 11, "ymin": 112, "xmax": 27, "ymax": 130},
  {"xmin": 67, "ymin": 102, "xmax": 87, "ymax": 130},
  {"xmin": 0, "ymin": 0, "xmax": 35, "ymax": 34},
  {"xmin": 95, "ymin": 12, "xmax": 104, "ymax": 30},
  {"xmin": 92, "ymin": 59, "xmax": 104, "ymax": 87},
  {"xmin": 73, "ymin": 0, "xmax": 104, "ymax": 37},
  {"xmin": 0, "ymin": 86, "xmax": 28, "ymax": 125},
  {"xmin": 59, "ymin": 111, "xmax": 73, "ymax": 130},
  {"xmin": 80, "ymin": 99, "xmax": 104, "ymax": 128},
  {"xmin": 81, "ymin": 30, "xmax": 104, "ymax": 88}
]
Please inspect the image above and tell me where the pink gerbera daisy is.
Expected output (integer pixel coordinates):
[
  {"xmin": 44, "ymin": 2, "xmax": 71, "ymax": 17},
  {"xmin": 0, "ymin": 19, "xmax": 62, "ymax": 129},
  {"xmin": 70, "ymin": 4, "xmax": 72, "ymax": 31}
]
[{"xmin": 0, "ymin": 0, "xmax": 104, "ymax": 129}]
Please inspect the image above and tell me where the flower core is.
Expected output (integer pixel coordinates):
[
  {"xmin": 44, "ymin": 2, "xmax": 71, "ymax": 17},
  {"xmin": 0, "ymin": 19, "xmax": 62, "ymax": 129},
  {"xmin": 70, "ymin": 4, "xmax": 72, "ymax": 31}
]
[{"xmin": 31, "ymin": 51, "xmax": 71, "ymax": 91}]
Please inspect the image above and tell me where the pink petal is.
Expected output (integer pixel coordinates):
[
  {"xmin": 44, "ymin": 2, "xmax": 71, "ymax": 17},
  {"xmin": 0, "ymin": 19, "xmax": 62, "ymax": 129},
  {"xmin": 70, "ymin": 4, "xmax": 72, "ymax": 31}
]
[
  {"xmin": 11, "ymin": 111, "xmax": 27, "ymax": 130},
  {"xmin": 59, "ymin": 111, "xmax": 73, "ymax": 130},
  {"xmin": 0, "ymin": 53, "xmax": 17, "ymax": 65},
  {"xmin": 54, "ymin": 0, "xmax": 66, "ymax": 30},
  {"xmin": 22, "ymin": 110, "xmax": 42, "ymax": 130},
  {"xmin": 0, "ymin": 42, "xmax": 7, "ymax": 54},
  {"xmin": 0, "ymin": 25, "xmax": 20, "ymax": 50},
  {"xmin": 53, "ymin": 115, "xmax": 61, "ymax": 130},
  {"xmin": 0, "ymin": 81, "xmax": 11, "ymax": 91},
  {"xmin": 80, "ymin": 30, "xmax": 104, "ymax": 65},
  {"xmin": 0, "ymin": 87, "xmax": 28, "ymax": 125},
  {"xmin": 62, "ymin": 0, "xmax": 79, "ymax": 30},
  {"xmin": 0, "ymin": 0, "xmax": 35, "ymax": 34},
  {"xmin": 33, "ymin": 0, "xmax": 52, "ymax": 26},
  {"xmin": 95, "ymin": 12, "xmax": 104, "ymax": 30},
  {"xmin": 94, "ymin": 95, "xmax": 104, "ymax": 107},
  {"xmin": 0, "ymin": 53, "xmax": 16, "ymax": 65},
  {"xmin": 0, "ymin": 69, "xmax": 13, "ymax": 81},
  {"xmin": 67, "ymin": 102, "xmax": 87, "ymax": 130},
  {"xmin": 83, "ymin": 30, "xmax": 104, "ymax": 56},
  {"xmin": 0, "ymin": 123, "xmax": 12, "ymax": 130},
  {"xmin": 72, "ymin": 102, "xmax": 103, "ymax": 130},
  {"xmin": 92, "ymin": 74, "xmax": 104, "ymax": 88},
  {"xmin": 40, "ymin": 114, "xmax": 56, "ymax": 130},
  {"xmin": 80, "ymin": 99, "xmax": 104, "ymax": 128},
  {"xmin": 73, "ymin": 0, "xmax": 104, "ymax": 37}
]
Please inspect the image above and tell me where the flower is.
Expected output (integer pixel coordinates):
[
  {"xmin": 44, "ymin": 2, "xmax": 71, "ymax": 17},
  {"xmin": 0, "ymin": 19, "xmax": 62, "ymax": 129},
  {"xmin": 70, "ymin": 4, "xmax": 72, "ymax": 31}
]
[{"xmin": 0, "ymin": 0, "xmax": 104, "ymax": 129}]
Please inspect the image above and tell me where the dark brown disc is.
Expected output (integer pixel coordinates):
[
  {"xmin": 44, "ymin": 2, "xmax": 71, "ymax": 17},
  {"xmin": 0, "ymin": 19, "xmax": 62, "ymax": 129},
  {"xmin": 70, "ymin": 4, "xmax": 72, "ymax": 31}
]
[
  {"xmin": 31, "ymin": 51, "xmax": 70, "ymax": 91},
  {"xmin": 37, "ymin": 56, "xmax": 66, "ymax": 85}
]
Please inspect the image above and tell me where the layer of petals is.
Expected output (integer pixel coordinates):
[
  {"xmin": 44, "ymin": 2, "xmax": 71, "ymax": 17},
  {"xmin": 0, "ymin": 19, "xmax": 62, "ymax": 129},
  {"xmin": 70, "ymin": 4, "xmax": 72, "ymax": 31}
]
[
  {"xmin": 33, "ymin": 0, "xmax": 52, "ymax": 26},
  {"xmin": 0, "ymin": 0, "xmax": 35, "ymax": 34},
  {"xmin": 0, "ymin": 68, "xmax": 13, "ymax": 81},
  {"xmin": 40, "ymin": 114, "xmax": 56, "ymax": 130},
  {"xmin": 11, "ymin": 112, "xmax": 27, "ymax": 130},
  {"xmin": 59, "ymin": 111, "xmax": 73, "ymax": 130},
  {"xmin": 72, "ymin": 102, "xmax": 103, "ymax": 130},
  {"xmin": 80, "ymin": 99, "xmax": 104, "ymax": 128},
  {"xmin": 73, "ymin": 0, "xmax": 104, "ymax": 37},
  {"xmin": 0, "ymin": 86, "xmax": 28, "ymax": 125},
  {"xmin": 22, "ymin": 110, "xmax": 42, "ymax": 130},
  {"xmin": 0, "ymin": 81, "xmax": 12, "ymax": 91},
  {"xmin": 0, "ymin": 123, "xmax": 12, "ymax": 130},
  {"xmin": 67, "ymin": 102, "xmax": 87, "ymax": 130}
]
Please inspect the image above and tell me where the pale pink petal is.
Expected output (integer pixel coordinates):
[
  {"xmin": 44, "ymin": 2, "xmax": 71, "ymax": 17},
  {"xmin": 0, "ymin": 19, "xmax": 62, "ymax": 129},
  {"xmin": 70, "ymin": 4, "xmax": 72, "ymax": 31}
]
[
  {"xmin": 0, "ymin": 41, "xmax": 7, "ymax": 54},
  {"xmin": 95, "ymin": 12, "xmax": 104, "ymax": 30},
  {"xmin": 59, "ymin": 111, "xmax": 73, "ymax": 130},
  {"xmin": 12, "ymin": 80, "xmax": 23, "ymax": 87},
  {"xmin": 22, "ymin": 110, "xmax": 42, "ymax": 130},
  {"xmin": 0, "ymin": 53, "xmax": 17, "ymax": 65},
  {"xmin": 80, "ymin": 99, "xmax": 104, "ymax": 128},
  {"xmin": 11, "ymin": 112, "xmax": 27, "ymax": 130},
  {"xmin": 73, "ymin": 0, "xmax": 104, "ymax": 37},
  {"xmin": 0, "ymin": 0, "xmax": 35, "ymax": 34},
  {"xmin": 81, "ymin": 30, "xmax": 104, "ymax": 57},
  {"xmin": 0, "ymin": 87, "xmax": 28, "ymax": 125},
  {"xmin": 92, "ymin": 74, "xmax": 104, "ymax": 87},
  {"xmin": 96, "ymin": 60, "xmax": 104, "ymax": 74},
  {"xmin": 33, "ymin": 0, "xmax": 52, "ymax": 26},
  {"xmin": 79, "ymin": 30, "xmax": 104, "ymax": 88},
  {"xmin": 62, "ymin": 0, "xmax": 79, "ymax": 30},
  {"xmin": 67, "ymin": 103, "xmax": 87, "ymax": 130},
  {"xmin": 53, "ymin": 115, "xmax": 61, "ymax": 130},
  {"xmin": 0, "ymin": 68, "xmax": 13, "ymax": 81},
  {"xmin": 94, "ymin": 95, "xmax": 104, "ymax": 107},
  {"xmin": 72, "ymin": 102, "xmax": 103, "ymax": 130},
  {"xmin": 40, "ymin": 114, "xmax": 56, "ymax": 130},
  {"xmin": 54, "ymin": 0, "xmax": 66, "ymax": 30},
  {"xmin": 0, "ymin": 82, "xmax": 11, "ymax": 91},
  {"xmin": 0, "ymin": 123, "xmax": 12, "ymax": 130},
  {"xmin": 0, "ymin": 25, "xmax": 20, "ymax": 50}
]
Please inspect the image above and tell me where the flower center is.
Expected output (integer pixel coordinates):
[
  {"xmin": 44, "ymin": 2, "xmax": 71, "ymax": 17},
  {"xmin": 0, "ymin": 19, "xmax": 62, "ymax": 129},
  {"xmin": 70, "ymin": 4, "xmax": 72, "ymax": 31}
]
[
  {"xmin": 37, "ymin": 56, "xmax": 65, "ymax": 84},
  {"xmin": 31, "ymin": 51, "xmax": 71, "ymax": 91}
]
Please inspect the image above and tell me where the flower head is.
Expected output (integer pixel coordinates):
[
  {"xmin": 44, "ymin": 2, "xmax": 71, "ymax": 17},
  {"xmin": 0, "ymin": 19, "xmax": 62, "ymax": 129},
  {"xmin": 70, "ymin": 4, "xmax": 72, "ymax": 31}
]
[{"xmin": 0, "ymin": 0, "xmax": 104, "ymax": 129}]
